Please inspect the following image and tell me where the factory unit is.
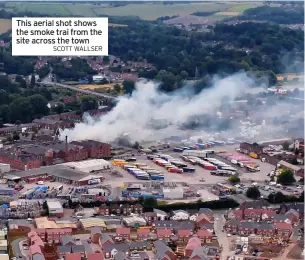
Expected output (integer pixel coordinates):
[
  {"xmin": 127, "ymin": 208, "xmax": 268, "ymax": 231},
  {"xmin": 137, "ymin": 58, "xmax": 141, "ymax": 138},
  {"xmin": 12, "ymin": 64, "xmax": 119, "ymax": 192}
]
[
  {"xmin": 58, "ymin": 159, "xmax": 111, "ymax": 173},
  {"xmin": 46, "ymin": 200, "xmax": 64, "ymax": 217},
  {"xmin": 0, "ymin": 164, "xmax": 10, "ymax": 174}
]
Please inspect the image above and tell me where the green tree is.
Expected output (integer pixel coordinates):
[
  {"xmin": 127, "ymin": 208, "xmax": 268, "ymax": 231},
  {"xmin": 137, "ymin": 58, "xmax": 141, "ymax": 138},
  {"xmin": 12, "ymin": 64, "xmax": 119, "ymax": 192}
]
[
  {"xmin": 103, "ymin": 56, "xmax": 110, "ymax": 63},
  {"xmin": 113, "ymin": 84, "xmax": 121, "ymax": 93},
  {"xmin": 277, "ymin": 169, "xmax": 296, "ymax": 185},
  {"xmin": 143, "ymin": 197, "xmax": 158, "ymax": 209},
  {"xmin": 28, "ymin": 94, "xmax": 49, "ymax": 117},
  {"xmin": 268, "ymin": 191, "xmax": 286, "ymax": 203},
  {"xmin": 282, "ymin": 142, "xmax": 290, "ymax": 150},
  {"xmin": 80, "ymin": 95, "xmax": 98, "ymax": 112},
  {"xmin": 246, "ymin": 186, "xmax": 261, "ymax": 199},
  {"xmin": 122, "ymin": 80, "xmax": 136, "ymax": 95},
  {"xmin": 52, "ymin": 103, "xmax": 65, "ymax": 114},
  {"xmin": 228, "ymin": 175, "xmax": 240, "ymax": 184},
  {"xmin": 5, "ymin": 135, "xmax": 13, "ymax": 142}
]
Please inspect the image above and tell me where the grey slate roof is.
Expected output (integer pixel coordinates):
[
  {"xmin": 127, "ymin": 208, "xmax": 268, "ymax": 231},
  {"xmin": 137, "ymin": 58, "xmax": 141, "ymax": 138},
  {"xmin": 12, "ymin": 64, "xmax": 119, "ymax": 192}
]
[
  {"xmin": 72, "ymin": 245, "xmax": 85, "ymax": 253},
  {"xmin": 114, "ymin": 252, "xmax": 129, "ymax": 260},
  {"xmin": 103, "ymin": 243, "xmax": 129, "ymax": 253},
  {"xmin": 257, "ymin": 223, "xmax": 274, "ymax": 230},
  {"xmin": 198, "ymin": 208, "xmax": 213, "ymax": 215},
  {"xmin": 128, "ymin": 241, "xmax": 150, "ymax": 249},
  {"xmin": 32, "ymin": 255, "xmax": 45, "ymax": 260},
  {"xmin": 226, "ymin": 219, "xmax": 240, "ymax": 226},
  {"xmin": 154, "ymin": 241, "xmax": 174, "ymax": 260},
  {"xmin": 239, "ymin": 222, "xmax": 257, "ymax": 229},
  {"xmin": 99, "ymin": 233, "xmax": 114, "ymax": 246},
  {"xmin": 60, "ymin": 235, "xmax": 76, "ymax": 246},
  {"xmin": 155, "ymin": 220, "xmax": 179, "ymax": 228},
  {"xmin": 199, "ymin": 223, "xmax": 214, "ymax": 230},
  {"xmin": 91, "ymin": 226, "xmax": 102, "ymax": 234},
  {"xmin": 153, "ymin": 209, "xmax": 168, "ymax": 216},
  {"xmin": 58, "ymin": 246, "xmax": 71, "ymax": 253},
  {"xmin": 274, "ymin": 214, "xmax": 290, "ymax": 221}
]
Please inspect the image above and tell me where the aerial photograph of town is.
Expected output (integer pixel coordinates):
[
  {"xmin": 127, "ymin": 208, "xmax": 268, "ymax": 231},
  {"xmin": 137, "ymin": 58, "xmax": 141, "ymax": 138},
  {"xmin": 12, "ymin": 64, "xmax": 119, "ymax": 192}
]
[{"xmin": 0, "ymin": 1, "xmax": 304, "ymax": 260}]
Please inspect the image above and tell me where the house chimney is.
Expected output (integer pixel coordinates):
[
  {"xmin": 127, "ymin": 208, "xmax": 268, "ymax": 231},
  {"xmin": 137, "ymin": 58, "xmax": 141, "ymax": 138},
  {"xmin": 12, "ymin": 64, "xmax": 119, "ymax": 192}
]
[{"xmin": 65, "ymin": 135, "xmax": 68, "ymax": 156}]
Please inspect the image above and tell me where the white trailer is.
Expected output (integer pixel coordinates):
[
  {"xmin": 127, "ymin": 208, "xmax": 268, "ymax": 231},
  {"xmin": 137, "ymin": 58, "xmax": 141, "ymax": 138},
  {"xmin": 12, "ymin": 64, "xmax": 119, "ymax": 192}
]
[{"xmin": 182, "ymin": 150, "xmax": 208, "ymax": 158}]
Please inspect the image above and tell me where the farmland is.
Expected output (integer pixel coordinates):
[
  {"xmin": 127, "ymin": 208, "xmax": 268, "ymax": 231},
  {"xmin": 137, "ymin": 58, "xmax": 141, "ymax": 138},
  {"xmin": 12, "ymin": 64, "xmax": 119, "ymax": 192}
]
[
  {"xmin": 78, "ymin": 84, "xmax": 116, "ymax": 90},
  {"xmin": 1, "ymin": 2, "xmax": 268, "ymax": 21},
  {"xmin": 0, "ymin": 19, "xmax": 12, "ymax": 34}
]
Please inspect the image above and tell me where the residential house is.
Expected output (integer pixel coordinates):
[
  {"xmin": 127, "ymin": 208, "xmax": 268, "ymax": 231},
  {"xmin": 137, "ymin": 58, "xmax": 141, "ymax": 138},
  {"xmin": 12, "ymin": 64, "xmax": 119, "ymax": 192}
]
[
  {"xmin": 46, "ymin": 228, "xmax": 72, "ymax": 243},
  {"xmin": 71, "ymin": 245, "xmax": 85, "ymax": 257},
  {"xmin": 279, "ymin": 203, "xmax": 304, "ymax": 221},
  {"xmin": 196, "ymin": 214, "xmax": 212, "ymax": 228},
  {"xmin": 144, "ymin": 212, "xmax": 157, "ymax": 224},
  {"xmin": 172, "ymin": 210, "xmax": 189, "ymax": 220},
  {"xmin": 60, "ymin": 235, "xmax": 76, "ymax": 246},
  {"xmin": 65, "ymin": 253, "xmax": 81, "ymax": 260},
  {"xmin": 57, "ymin": 246, "xmax": 72, "ymax": 256},
  {"xmin": 114, "ymin": 252, "xmax": 129, "ymax": 260},
  {"xmin": 30, "ymin": 245, "xmax": 45, "ymax": 260},
  {"xmin": 99, "ymin": 204, "xmax": 110, "ymax": 216},
  {"xmin": 99, "ymin": 233, "xmax": 114, "ymax": 249},
  {"xmin": 155, "ymin": 221, "xmax": 179, "ymax": 230},
  {"xmin": 177, "ymin": 229, "xmax": 192, "ymax": 242},
  {"xmin": 110, "ymin": 205, "xmax": 121, "ymax": 215},
  {"xmin": 275, "ymin": 222, "xmax": 293, "ymax": 238},
  {"xmin": 154, "ymin": 209, "xmax": 169, "ymax": 221},
  {"xmin": 198, "ymin": 224, "xmax": 214, "ymax": 234},
  {"xmin": 185, "ymin": 237, "xmax": 202, "ymax": 258},
  {"xmin": 157, "ymin": 229, "xmax": 172, "ymax": 240},
  {"xmin": 121, "ymin": 204, "xmax": 132, "ymax": 216},
  {"xmin": 197, "ymin": 228, "xmax": 213, "ymax": 244},
  {"xmin": 273, "ymin": 215, "xmax": 292, "ymax": 224},
  {"xmin": 103, "ymin": 244, "xmax": 130, "ymax": 259},
  {"xmin": 133, "ymin": 204, "xmax": 143, "ymax": 214},
  {"xmin": 154, "ymin": 241, "xmax": 176, "ymax": 260},
  {"xmin": 137, "ymin": 228, "xmax": 150, "ymax": 240},
  {"xmin": 261, "ymin": 209, "xmax": 277, "ymax": 221},
  {"xmin": 189, "ymin": 246, "xmax": 220, "ymax": 260},
  {"xmin": 238, "ymin": 222, "xmax": 256, "ymax": 236},
  {"xmin": 239, "ymin": 200, "xmax": 270, "ymax": 210},
  {"xmin": 243, "ymin": 209, "xmax": 263, "ymax": 221},
  {"xmin": 116, "ymin": 228, "xmax": 131, "ymax": 239},
  {"xmin": 87, "ymin": 252, "xmax": 104, "ymax": 260},
  {"xmin": 285, "ymin": 209, "xmax": 300, "ymax": 224},
  {"xmin": 91, "ymin": 227, "xmax": 102, "ymax": 244},
  {"xmin": 224, "ymin": 219, "xmax": 240, "ymax": 234},
  {"xmin": 128, "ymin": 241, "xmax": 151, "ymax": 251},
  {"xmin": 256, "ymin": 223, "xmax": 275, "ymax": 237},
  {"xmin": 227, "ymin": 209, "xmax": 243, "ymax": 220},
  {"xmin": 198, "ymin": 208, "xmax": 214, "ymax": 221}
]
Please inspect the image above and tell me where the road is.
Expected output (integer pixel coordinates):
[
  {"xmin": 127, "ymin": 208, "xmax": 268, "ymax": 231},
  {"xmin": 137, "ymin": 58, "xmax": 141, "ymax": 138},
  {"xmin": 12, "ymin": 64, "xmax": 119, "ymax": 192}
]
[
  {"xmin": 214, "ymin": 213, "xmax": 234, "ymax": 259},
  {"xmin": 11, "ymin": 238, "xmax": 27, "ymax": 260}
]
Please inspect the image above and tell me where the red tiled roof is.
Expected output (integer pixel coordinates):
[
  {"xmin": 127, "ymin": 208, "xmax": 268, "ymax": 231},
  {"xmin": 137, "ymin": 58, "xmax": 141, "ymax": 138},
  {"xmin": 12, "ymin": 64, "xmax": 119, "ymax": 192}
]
[
  {"xmin": 231, "ymin": 209, "xmax": 243, "ymax": 218},
  {"xmin": 46, "ymin": 228, "xmax": 72, "ymax": 234},
  {"xmin": 185, "ymin": 237, "xmax": 201, "ymax": 250},
  {"xmin": 178, "ymin": 229, "xmax": 192, "ymax": 237},
  {"xmin": 29, "ymin": 245, "xmax": 42, "ymax": 255},
  {"xmin": 197, "ymin": 229, "xmax": 213, "ymax": 237},
  {"xmin": 137, "ymin": 228, "xmax": 150, "ymax": 235},
  {"xmin": 244, "ymin": 209, "xmax": 262, "ymax": 215},
  {"xmin": 116, "ymin": 227, "xmax": 131, "ymax": 235},
  {"xmin": 275, "ymin": 222, "xmax": 293, "ymax": 230},
  {"xmin": 87, "ymin": 252, "xmax": 104, "ymax": 260},
  {"xmin": 196, "ymin": 213, "xmax": 212, "ymax": 223},
  {"xmin": 262, "ymin": 209, "xmax": 277, "ymax": 217},
  {"xmin": 157, "ymin": 229, "xmax": 172, "ymax": 236},
  {"xmin": 66, "ymin": 253, "xmax": 81, "ymax": 260}
]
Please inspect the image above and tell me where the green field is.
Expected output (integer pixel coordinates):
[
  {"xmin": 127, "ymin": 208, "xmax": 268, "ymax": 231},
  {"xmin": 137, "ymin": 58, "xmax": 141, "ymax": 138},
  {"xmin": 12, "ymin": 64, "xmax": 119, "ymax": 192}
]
[
  {"xmin": 3, "ymin": 2, "xmax": 272, "ymax": 21},
  {"xmin": 94, "ymin": 3, "xmax": 233, "ymax": 20}
]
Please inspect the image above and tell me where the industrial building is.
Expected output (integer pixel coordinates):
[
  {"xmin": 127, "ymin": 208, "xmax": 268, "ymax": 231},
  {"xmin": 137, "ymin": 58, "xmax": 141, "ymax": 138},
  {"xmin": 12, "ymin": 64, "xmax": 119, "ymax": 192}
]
[
  {"xmin": 58, "ymin": 159, "xmax": 111, "ymax": 173},
  {"xmin": 163, "ymin": 187, "xmax": 184, "ymax": 199},
  {"xmin": 0, "ymin": 164, "xmax": 10, "ymax": 174},
  {"xmin": 46, "ymin": 201, "xmax": 64, "ymax": 218},
  {"xmin": 4, "ymin": 164, "xmax": 104, "ymax": 186}
]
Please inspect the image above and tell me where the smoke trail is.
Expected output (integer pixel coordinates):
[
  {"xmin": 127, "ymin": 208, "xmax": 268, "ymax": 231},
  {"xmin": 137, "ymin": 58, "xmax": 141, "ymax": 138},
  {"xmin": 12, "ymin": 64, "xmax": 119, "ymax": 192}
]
[{"xmin": 60, "ymin": 72, "xmax": 303, "ymax": 143}]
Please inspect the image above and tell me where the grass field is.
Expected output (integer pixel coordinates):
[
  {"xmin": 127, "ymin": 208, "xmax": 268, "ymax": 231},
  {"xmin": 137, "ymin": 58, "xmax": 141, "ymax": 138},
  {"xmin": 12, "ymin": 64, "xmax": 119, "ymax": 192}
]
[
  {"xmin": 94, "ymin": 3, "xmax": 233, "ymax": 20},
  {"xmin": 0, "ymin": 19, "xmax": 12, "ymax": 34},
  {"xmin": 2, "ymin": 2, "xmax": 273, "ymax": 21},
  {"xmin": 78, "ymin": 84, "xmax": 115, "ymax": 90}
]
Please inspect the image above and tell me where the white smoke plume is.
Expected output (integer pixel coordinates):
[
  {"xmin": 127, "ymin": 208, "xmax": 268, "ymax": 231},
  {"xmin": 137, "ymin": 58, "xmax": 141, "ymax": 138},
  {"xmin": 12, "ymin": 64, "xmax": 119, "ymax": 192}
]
[{"xmin": 60, "ymin": 72, "xmax": 303, "ymax": 143}]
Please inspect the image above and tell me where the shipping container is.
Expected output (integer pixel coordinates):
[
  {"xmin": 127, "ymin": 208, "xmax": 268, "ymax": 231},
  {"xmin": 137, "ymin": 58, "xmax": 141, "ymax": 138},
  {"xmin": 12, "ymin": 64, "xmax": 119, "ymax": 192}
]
[
  {"xmin": 123, "ymin": 164, "xmax": 136, "ymax": 170},
  {"xmin": 146, "ymin": 170, "xmax": 162, "ymax": 174},
  {"xmin": 249, "ymin": 152, "xmax": 259, "ymax": 159},
  {"xmin": 150, "ymin": 175, "xmax": 164, "ymax": 180},
  {"xmin": 134, "ymin": 163, "xmax": 147, "ymax": 168},
  {"xmin": 183, "ymin": 167, "xmax": 195, "ymax": 172},
  {"xmin": 182, "ymin": 150, "xmax": 208, "ymax": 158},
  {"xmin": 168, "ymin": 168, "xmax": 183, "ymax": 173},
  {"xmin": 204, "ymin": 164, "xmax": 217, "ymax": 170}
]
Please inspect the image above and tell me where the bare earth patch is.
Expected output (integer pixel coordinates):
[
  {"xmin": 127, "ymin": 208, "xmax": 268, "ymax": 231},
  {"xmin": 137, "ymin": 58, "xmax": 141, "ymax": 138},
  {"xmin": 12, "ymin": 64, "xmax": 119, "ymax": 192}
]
[{"xmin": 78, "ymin": 84, "xmax": 115, "ymax": 90}]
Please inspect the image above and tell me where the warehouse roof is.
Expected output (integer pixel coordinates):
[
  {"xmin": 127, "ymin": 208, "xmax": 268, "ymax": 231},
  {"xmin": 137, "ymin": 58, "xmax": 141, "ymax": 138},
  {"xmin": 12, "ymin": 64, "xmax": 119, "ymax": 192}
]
[
  {"xmin": 11, "ymin": 165, "xmax": 89, "ymax": 181},
  {"xmin": 59, "ymin": 159, "xmax": 110, "ymax": 171},
  {"xmin": 46, "ymin": 201, "xmax": 63, "ymax": 211},
  {"xmin": 79, "ymin": 218, "xmax": 106, "ymax": 229},
  {"xmin": 278, "ymin": 160, "xmax": 301, "ymax": 172}
]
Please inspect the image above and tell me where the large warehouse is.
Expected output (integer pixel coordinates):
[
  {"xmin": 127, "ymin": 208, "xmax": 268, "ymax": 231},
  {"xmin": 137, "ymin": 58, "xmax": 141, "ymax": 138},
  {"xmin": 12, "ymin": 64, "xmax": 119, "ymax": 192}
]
[
  {"xmin": 58, "ymin": 159, "xmax": 111, "ymax": 173},
  {"xmin": 4, "ymin": 163, "xmax": 105, "ymax": 186}
]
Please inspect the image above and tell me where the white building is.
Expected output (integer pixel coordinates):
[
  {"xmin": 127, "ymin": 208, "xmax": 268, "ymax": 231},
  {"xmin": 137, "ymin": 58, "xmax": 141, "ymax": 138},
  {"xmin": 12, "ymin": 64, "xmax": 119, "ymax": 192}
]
[
  {"xmin": 0, "ymin": 164, "xmax": 10, "ymax": 174},
  {"xmin": 46, "ymin": 200, "xmax": 64, "ymax": 217},
  {"xmin": 163, "ymin": 187, "xmax": 184, "ymax": 199},
  {"xmin": 172, "ymin": 210, "xmax": 189, "ymax": 220},
  {"xmin": 59, "ymin": 159, "xmax": 111, "ymax": 173}
]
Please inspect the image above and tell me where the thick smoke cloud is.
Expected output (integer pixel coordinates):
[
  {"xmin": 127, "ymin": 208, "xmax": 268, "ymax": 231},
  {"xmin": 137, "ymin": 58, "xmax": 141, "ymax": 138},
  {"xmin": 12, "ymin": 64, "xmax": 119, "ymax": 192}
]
[{"xmin": 60, "ymin": 72, "xmax": 304, "ymax": 144}]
